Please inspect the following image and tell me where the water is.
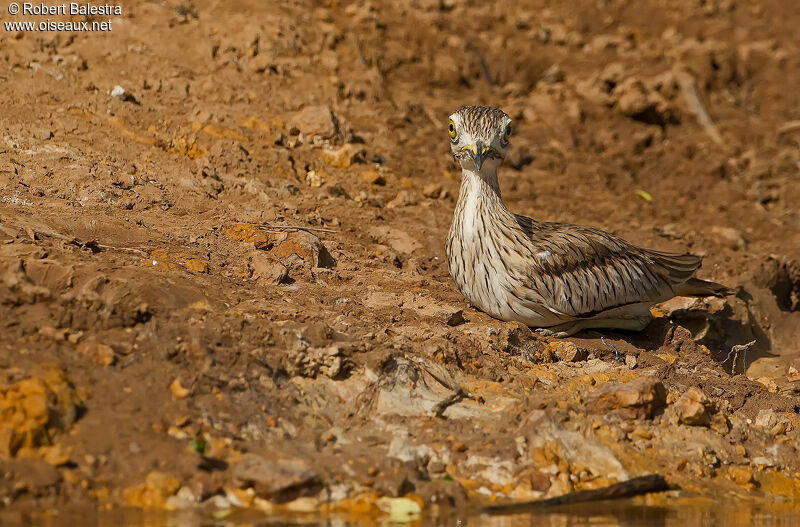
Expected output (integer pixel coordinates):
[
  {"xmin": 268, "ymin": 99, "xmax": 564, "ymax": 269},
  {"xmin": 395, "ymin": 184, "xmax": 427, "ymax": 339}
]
[{"xmin": 4, "ymin": 499, "xmax": 800, "ymax": 527}]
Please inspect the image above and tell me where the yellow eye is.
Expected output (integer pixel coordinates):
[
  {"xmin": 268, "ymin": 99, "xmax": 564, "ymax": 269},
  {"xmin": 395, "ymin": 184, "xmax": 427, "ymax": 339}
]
[
  {"xmin": 448, "ymin": 119, "xmax": 457, "ymax": 141},
  {"xmin": 504, "ymin": 123, "xmax": 512, "ymax": 141}
]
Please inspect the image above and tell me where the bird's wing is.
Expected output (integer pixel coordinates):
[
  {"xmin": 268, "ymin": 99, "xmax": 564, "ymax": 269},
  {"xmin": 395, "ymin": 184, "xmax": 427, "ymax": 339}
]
[{"xmin": 512, "ymin": 216, "xmax": 701, "ymax": 318}]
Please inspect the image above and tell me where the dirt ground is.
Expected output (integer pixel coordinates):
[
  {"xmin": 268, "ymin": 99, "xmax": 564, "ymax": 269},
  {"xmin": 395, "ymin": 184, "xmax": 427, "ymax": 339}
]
[{"xmin": 2, "ymin": 0, "xmax": 800, "ymax": 521}]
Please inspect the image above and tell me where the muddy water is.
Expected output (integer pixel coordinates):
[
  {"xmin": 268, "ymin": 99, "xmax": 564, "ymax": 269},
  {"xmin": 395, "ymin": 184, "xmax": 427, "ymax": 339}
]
[{"xmin": 7, "ymin": 500, "xmax": 800, "ymax": 527}]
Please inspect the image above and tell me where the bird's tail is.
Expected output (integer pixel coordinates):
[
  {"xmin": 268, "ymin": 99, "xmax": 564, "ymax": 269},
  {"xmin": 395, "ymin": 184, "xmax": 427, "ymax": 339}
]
[{"xmin": 674, "ymin": 277, "xmax": 733, "ymax": 297}]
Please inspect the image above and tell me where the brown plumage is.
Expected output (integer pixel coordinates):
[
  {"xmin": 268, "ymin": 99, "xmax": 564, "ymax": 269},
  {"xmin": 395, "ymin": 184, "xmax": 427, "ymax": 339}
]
[{"xmin": 444, "ymin": 105, "xmax": 730, "ymax": 337}]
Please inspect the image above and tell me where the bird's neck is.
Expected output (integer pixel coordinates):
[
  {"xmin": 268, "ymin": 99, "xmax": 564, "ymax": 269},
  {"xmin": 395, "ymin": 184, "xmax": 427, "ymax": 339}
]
[
  {"xmin": 462, "ymin": 167, "xmax": 501, "ymax": 198},
  {"xmin": 456, "ymin": 167, "xmax": 507, "ymax": 216}
]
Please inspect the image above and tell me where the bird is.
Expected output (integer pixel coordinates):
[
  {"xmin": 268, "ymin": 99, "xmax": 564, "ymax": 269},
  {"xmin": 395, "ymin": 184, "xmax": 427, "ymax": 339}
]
[{"xmin": 444, "ymin": 105, "xmax": 730, "ymax": 338}]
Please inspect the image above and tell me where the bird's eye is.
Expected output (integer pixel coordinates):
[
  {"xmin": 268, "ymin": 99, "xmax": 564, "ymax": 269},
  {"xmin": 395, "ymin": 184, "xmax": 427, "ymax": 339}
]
[
  {"xmin": 504, "ymin": 124, "xmax": 512, "ymax": 141},
  {"xmin": 448, "ymin": 119, "xmax": 458, "ymax": 141}
]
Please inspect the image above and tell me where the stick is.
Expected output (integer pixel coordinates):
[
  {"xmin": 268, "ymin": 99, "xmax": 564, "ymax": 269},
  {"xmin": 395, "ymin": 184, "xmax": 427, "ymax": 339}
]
[
  {"xmin": 466, "ymin": 42, "xmax": 494, "ymax": 85},
  {"xmin": 675, "ymin": 69, "xmax": 723, "ymax": 146},
  {"xmin": 481, "ymin": 474, "xmax": 670, "ymax": 515},
  {"xmin": 777, "ymin": 120, "xmax": 800, "ymax": 136},
  {"xmin": 253, "ymin": 223, "xmax": 337, "ymax": 234},
  {"xmin": 432, "ymin": 386, "xmax": 480, "ymax": 418},
  {"xmin": 721, "ymin": 339, "xmax": 756, "ymax": 374},
  {"xmin": 601, "ymin": 336, "xmax": 621, "ymax": 362}
]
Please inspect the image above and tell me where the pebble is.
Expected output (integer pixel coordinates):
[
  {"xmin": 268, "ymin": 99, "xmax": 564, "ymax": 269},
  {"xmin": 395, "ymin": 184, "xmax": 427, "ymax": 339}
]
[
  {"xmin": 233, "ymin": 454, "xmax": 321, "ymax": 500},
  {"xmin": 671, "ymin": 386, "xmax": 710, "ymax": 426},
  {"xmin": 585, "ymin": 377, "xmax": 667, "ymax": 419}
]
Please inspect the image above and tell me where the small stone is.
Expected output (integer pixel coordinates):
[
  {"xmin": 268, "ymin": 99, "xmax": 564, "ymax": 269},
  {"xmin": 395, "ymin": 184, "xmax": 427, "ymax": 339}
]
[
  {"xmin": 39, "ymin": 444, "xmax": 71, "ymax": 466},
  {"xmin": 387, "ymin": 190, "xmax": 418, "ymax": 209},
  {"xmin": 452, "ymin": 441, "xmax": 468, "ymax": 452},
  {"xmin": 184, "ymin": 259, "xmax": 208, "ymax": 273},
  {"xmin": 443, "ymin": 310, "xmax": 465, "ymax": 327},
  {"xmin": 359, "ymin": 169, "xmax": 385, "ymax": 185},
  {"xmin": 321, "ymin": 144, "xmax": 364, "ymax": 169},
  {"xmin": 422, "ymin": 184, "xmax": 443, "ymax": 199},
  {"xmin": 625, "ymin": 354, "xmax": 638, "ymax": 369},
  {"xmin": 711, "ymin": 225, "xmax": 747, "ymax": 250},
  {"xmin": 169, "ymin": 378, "xmax": 191, "ymax": 399},
  {"xmin": 250, "ymin": 254, "xmax": 290, "ymax": 284},
  {"xmin": 225, "ymin": 224, "xmax": 270, "ymax": 245},
  {"xmin": 165, "ymin": 486, "xmax": 198, "ymax": 510},
  {"xmin": 306, "ymin": 170, "xmax": 326, "ymax": 187},
  {"xmin": 110, "ymin": 85, "xmax": 126, "ymax": 98},
  {"xmin": 728, "ymin": 466, "xmax": 754, "ymax": 486},
  {"xmin": 123, "ymin": 471, "xmax": 181, "ymax": 508},
  {"xmin": 33, "ymin": 127, "xmax": 53, "ymax": 140},
  {"xmin": 540, "ymin": 64, "xmax": 564, "ymax": 84},
  {"xmin": 289, "ymin": 105, "xmax": 337, "ymax": 139},
  {"xmin": 77, "ymin": 339, "xmax": 116, "ymax": 366},
  {"xmin": 755, "ymin": 409, "xmax": 777, "ymax": 428},
  {"xmin": 672, "ymin": 386, "xmax": 710, "ymax": 426},
  {"xmin": 585, "ymin": 376, "xmax": 667, "ymax": 419},
  {"xmin": 551, "ymin": 341, "xmax": 587, "ymax": 362},
  {"xmin": 272, "ymin": 231, "xmax": 336, "ymax": 269}
]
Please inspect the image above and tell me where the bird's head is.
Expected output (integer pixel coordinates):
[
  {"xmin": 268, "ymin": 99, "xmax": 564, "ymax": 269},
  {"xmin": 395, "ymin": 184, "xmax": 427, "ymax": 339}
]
[{"xmin": 448, "ymin": 106, "xmax": 512, "ymax": 174}]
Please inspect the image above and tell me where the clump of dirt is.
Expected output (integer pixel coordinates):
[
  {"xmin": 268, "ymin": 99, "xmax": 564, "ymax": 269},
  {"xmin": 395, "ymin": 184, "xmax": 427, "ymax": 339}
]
[{"xmin": 1, "ymin": 0, "xmax": 800, "ymax": 521}]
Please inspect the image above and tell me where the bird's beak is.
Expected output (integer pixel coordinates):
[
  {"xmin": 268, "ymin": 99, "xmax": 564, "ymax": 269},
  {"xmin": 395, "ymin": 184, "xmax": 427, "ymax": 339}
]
[{"xmin": 462, "ymin": 141, "xmax": 491, "ymax": 171}]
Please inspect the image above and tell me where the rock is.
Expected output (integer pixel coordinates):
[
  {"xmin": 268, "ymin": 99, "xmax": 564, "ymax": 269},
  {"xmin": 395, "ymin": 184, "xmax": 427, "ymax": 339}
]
[
  {"xmin": 39, "ymin": 444, "xmax": 71, "ymax": 466},
  {"xmin": 284, "ymin": 343, "xmax": 350, "ymax": 379},
  {"xmin": 233, "ymin": 453, "xmax": 321, "ymax": 502},
  {"xmin": 671, "ymin": 386, "xmax": 710, "ymax": 426},
  {"xmin": 755, "ymin": 409, "xmax": 777, "ymax": 428},
  {"xmin": 443, "ymin": 310, "xmax": 465, "ymax": 327},
  {"xmin": 550, "ymin": 341, "xmax": 587, "ymax": 362},
  {"xmin": 272, "ymin": 231, "xmax": 336, "ymax": 269},
  {"xmin": 123, "ymin": 471, "xmax": 181, "ymax": 508},
  {"xmin": 359, "ymin": 169, "xmax": 386, "ymax": 185},
  {"xmin": 728, "ymin": 466, "xmax": 754, "ymax": 486},
  {"xmin": 305, "ymin": 170, "xmax": 326, "ymax": 187},
  {"xmin": 378, "ymin": 496, "xmax": 422, "ymax": 522},
  {"xmin": 169, "ymin": 378, "xmax": 191, "ymax": 399},
  {"xmin": 585, "ymin": 377, "xmax": 667, "ymax": 419},
  {"xmin": 363, "ymin": 291, "xmax": 402, "ymax": 310},
  {"xmin": 250, "ymin": 254, "xmax": 290, "ymax": 284},
  {"xmin": 374, "ymin": 470, "xmax": 416, "ymax": 498},
  {"xmin": 147, "ymin": 249, "xmax": 208, "ymax": 273},
  {"xmin": 110, "ymin": 85, "xmax": 138, "ymax": 103},
  {"xmin": 110, "ymin": 85, "xmax": 126, "ymax": 98},
  {"xmin": 615, "ymin": 78, "xmax": 652, "ymax": 116},
  {"xmin": 289, "ymin": 105, "xmax": 337, "ymax": 139},
  {"xmin": 422, "ymin": 184, "xmax": 443, "ymax": 199},
  {"xmin": 76, "ymin": 339, "xmax": 116, "ymax": 366},
  {"xmin": 387, "ymin": 190, "xmax": 418, "ymax": 209},
  {"xmin": 165, "ymin": 486, "xmax": 198, "ymax": 510},
  {"xmin": 369, "ymin": 226, "xmax": 421, "ymax": 254},
  {"xmin": 540, "ymin": 64, "xmax": 564, "ymax": 84},
  {"xmin": 0, "ymin": 458, "xmax": 61, "ymax": 494},
  {"xmin": 32, "ymin": 127, "xmax": 53, "ymax": 140},
  {"xmin": 625, "ymin": 355, "xmax": 638, "ymax": 369},
  {"xmin": 225, "ymin": 224, "xmax": 271, "ymax": 247},
  {"xmin": 0, "ymin": 366, "xmax": 79, "ymax": 457},
  {"xmin": 515, "ymin": 467, "xmax": 551, "ymax": 493},
  {"xmin": 711, "ymin": 226, "xmax": 747, "ymax": 250},
  {"xmin": 322, "ymin": 144, "xmax": 364, "ymax": 169}
]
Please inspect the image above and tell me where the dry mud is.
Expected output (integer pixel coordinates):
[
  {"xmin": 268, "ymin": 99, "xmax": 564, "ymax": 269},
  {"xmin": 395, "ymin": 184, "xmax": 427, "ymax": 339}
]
[{"xmin": 1, "ymin": 0, "xmax": 800, "ymax": 522}]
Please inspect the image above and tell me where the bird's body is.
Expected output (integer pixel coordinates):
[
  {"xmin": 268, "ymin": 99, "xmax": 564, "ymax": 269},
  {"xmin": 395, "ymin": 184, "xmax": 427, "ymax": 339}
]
[{"xmin": 444, "ymin": 106, "xmax": 728, "ymax": 337}]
